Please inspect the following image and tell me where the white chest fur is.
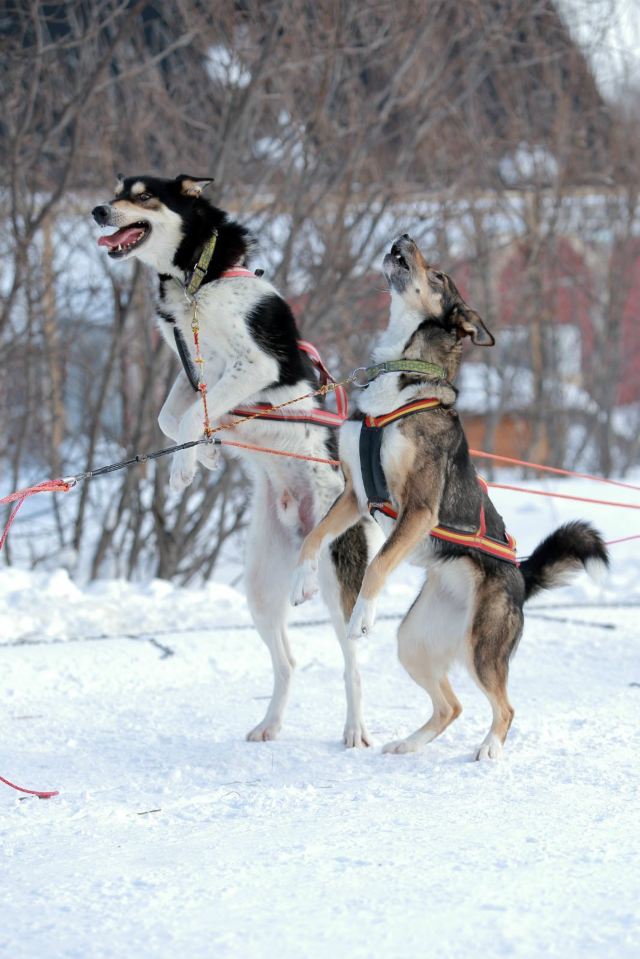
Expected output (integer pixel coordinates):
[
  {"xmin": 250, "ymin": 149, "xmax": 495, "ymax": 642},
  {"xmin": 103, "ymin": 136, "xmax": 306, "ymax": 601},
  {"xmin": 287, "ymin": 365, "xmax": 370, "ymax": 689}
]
[
  {"xmin": 339, "ymin": 417, "xmax": 413, "ymax": 512},
  {"xmin": 339, "ymin": 420, "xmax": 368, "ymax": 510},
  {"xmin": 158, "ymin": 275, "xmax": 280, "ymax": 397}
]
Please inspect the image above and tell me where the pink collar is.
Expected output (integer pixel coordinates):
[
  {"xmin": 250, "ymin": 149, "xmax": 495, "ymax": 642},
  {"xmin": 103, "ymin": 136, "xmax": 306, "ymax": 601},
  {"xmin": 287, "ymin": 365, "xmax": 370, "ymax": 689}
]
[{"xmin": 221, "ymin": 268, "xmax": 258, "ymax": 279}]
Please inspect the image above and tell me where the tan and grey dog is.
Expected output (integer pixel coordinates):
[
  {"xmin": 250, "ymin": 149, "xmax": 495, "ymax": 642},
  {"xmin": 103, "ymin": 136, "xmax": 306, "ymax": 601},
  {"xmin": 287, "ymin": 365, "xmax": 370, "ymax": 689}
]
[{"xmin": 292, "ymin": 234, "xmax": 608, "ymax": 760}]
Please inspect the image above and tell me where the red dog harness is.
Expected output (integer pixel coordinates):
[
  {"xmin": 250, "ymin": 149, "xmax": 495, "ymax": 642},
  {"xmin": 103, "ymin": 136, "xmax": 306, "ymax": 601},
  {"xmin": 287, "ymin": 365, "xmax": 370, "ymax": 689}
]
[
  {"xmin": 174, "ymin": 269, "xmax": 348, "ymax": 427},
  {"xmin": 360, "ymin": 397, "xmax": 518, "ymax": 564},
  {"xmin": 231, "ymin": 340, "xmax": 348, "ymax": 427}
]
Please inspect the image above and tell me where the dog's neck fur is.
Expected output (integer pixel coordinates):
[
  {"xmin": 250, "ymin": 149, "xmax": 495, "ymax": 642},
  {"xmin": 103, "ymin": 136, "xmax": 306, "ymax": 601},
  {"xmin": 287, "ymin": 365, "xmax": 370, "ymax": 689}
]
[
  {"xmin": 367, "ymin": 290, "xmax": 459, "ymax": 409},
  {"xmin": 372, "ymin": 292, "xmax": 422, "ymax": 363},
  {"xmin": 141, "ymin": 202, "xmax": 252, "ymax": 284}
]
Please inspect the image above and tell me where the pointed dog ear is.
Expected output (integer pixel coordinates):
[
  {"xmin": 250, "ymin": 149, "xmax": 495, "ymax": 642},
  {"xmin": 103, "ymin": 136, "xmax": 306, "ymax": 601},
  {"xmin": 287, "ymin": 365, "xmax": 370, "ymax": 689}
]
[
  {"xmin": 176, "ymin": 175, "xmax": 214, "ymax": 197},
  {"xmin": 454, "ymin": 306, "xmax": 495, "ymax": 346}
]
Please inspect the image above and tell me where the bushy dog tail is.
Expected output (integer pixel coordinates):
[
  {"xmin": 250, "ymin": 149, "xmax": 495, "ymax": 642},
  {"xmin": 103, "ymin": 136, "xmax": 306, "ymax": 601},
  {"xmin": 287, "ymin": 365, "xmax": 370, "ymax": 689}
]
[{"xmin": 520, "ymin": 521, "xmax": 609, "ymax": 602}]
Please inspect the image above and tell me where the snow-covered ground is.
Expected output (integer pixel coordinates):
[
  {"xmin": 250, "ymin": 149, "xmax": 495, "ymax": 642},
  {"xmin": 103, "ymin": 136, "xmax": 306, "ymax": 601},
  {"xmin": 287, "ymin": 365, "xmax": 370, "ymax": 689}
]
[{"xmin": 1, "ymin": 478, "xmax": 639, "ymax": 959}]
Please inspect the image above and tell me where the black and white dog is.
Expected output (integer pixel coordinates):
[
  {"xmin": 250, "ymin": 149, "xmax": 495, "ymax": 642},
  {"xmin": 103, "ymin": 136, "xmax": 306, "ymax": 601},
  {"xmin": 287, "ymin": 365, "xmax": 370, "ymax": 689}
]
[{"xmin": 92, "ymin": 173, "xmax": 382, "ymax": 746}]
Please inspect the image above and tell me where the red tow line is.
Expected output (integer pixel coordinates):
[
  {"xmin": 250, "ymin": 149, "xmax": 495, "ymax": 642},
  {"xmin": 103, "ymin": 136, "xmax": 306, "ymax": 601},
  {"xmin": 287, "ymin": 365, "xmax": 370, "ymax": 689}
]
[
  {"xmin": 0, "ymin": 775, "xmax": 58, "ymax": 799},
  {"xmin": 1, "ymin": 479, "xmax": 73, "ymax": 798},
  {"xmin": 0, "ymin": 478, "xmax": 75, "ymax": 552}
]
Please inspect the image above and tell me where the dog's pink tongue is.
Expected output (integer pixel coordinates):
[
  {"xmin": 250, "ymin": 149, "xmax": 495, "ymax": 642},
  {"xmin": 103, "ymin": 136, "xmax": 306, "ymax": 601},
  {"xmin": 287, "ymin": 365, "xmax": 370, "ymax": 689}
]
[{"xmin": 98, "ymin": 226, "xmax": 143, "ymax": 250}]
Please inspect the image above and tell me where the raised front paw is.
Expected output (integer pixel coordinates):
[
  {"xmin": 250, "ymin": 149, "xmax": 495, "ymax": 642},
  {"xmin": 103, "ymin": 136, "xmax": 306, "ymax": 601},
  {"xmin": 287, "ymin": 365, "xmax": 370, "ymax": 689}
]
[
  {"xmin": 348, "ymin": 594, "xmax": 378, "ymax": 640},
  {"xmin": 170, "ymin": 451, "xmax": 197, "ymax": 493},
  {"xmin": 290, "ymin": 559, "xmax": 319, "ymax": 606},
  {"xmin": 197, "ymin": 442, "xmax": 221, "ymax": 472}
]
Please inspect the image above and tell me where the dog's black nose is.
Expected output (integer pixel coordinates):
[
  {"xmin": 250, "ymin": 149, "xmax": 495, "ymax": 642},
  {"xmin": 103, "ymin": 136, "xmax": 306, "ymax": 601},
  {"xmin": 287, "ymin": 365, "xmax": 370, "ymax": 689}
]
[
  {"xmin": 401, "ymin": 233, "xmax": 410, "ymax": 240},
  {"xmin": 92, "ymin": 205, "xmax": 109, "ymax": 225}
]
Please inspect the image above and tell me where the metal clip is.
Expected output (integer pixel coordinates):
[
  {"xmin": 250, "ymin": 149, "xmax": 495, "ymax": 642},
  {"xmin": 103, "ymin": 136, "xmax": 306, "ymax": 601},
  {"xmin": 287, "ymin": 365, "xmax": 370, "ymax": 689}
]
[{"xmin": 351, "ymin": 367, "xmax": 372, "ymax": 388}]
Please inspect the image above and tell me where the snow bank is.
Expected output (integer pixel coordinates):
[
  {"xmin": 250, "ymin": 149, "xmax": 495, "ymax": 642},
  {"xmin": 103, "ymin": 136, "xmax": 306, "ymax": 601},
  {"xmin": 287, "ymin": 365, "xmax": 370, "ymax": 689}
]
[{"xmin": 1, "ymin": 474, "xmax": 639, "ymax": 958}]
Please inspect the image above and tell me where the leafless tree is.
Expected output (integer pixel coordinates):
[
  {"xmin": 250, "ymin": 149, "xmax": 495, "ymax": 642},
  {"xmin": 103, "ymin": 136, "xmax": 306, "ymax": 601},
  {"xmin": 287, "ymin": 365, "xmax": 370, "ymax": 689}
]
[{"xmin": 1, "ymin": 0, "xmax": 636, "ymax": 581}]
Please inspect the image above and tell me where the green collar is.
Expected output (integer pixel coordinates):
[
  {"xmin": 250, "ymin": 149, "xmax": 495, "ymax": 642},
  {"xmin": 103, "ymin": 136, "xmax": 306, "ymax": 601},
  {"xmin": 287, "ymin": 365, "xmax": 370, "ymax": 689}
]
[
  {"xmin": 183, "ymin": 229, "xmax": 219, "ymax": 298},
  {"xmin": 352, "ymin": 359, "xmax": 448, "ymax": 388}
]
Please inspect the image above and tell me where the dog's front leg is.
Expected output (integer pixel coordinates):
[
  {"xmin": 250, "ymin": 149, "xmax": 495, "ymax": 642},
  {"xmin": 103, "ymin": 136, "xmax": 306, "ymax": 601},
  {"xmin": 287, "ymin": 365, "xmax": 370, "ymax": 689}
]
[
  {"xmin": 168, "ymin": 355, "xmax": 277, "ymax": 491},
  {"xmin": 159, "ymin": 373, "xmax": 200, "ymax": 441},
  {"xmin": 291, "ymin": 481, "xmax": 362, "ymax": 606},
  {"xmin": 349, "ymin": 506, "xmax": 435, "ymax": 639},
  {"xmin": 158, "ymin": 374, "xmax": 210, "ymax": 493},
  {"xmin": 169, "ymin": 403, "xmax": 206, "ymax": 492}
]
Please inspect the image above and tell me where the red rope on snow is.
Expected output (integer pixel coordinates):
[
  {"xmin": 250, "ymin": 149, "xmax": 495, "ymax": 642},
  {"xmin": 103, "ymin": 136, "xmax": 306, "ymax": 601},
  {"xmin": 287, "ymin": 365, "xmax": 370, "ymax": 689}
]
[
  {"xmin": 0, "ymin": 481, "xmax": 73, "ymax": 797},
  {"xmin": 0, "ymin": 774, "xmax": 58, "ymax": 799},
  {"xmin": 0, "ymin": 478, "xmax": 75, "ymax": 554}
]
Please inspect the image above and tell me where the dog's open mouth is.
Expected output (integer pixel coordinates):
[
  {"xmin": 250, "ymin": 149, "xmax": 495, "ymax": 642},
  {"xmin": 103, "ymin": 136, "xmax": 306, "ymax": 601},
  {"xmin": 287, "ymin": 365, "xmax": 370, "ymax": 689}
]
[
  {"xmin": 390, "ymin": 245, "xmax": 410, "ymax": 271},
  {"xmin": 98, "ymin": 221, "xmax": 151, "ymax": 257}
]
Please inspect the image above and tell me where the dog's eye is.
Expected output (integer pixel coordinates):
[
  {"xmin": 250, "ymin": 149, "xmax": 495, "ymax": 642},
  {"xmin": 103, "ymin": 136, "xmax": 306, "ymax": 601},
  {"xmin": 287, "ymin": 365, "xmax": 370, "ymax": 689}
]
[
  {"xmin": 138, "ymin": 192, "xmax": 153, "ymax": 202},
  {"xmin": 432, "ymin": 271, "xmax": 444, "ymax": 283}
]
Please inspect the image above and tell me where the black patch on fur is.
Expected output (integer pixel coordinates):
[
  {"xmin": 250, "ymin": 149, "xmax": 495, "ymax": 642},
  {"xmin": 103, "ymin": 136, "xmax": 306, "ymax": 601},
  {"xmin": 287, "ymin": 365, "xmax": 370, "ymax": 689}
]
[
  {"xmin": 331, "ymin": 521, "xmax": 369, "ymax": 617},
  {"xmin": 158, "ymin": 274, "xmax": 171, "ymax": 299},
  {"xmin": 245, "ymin": 293, "xmax": 317, "ymax": 389},
  {"xmin": 158, "ymin": 308, "xmax": 175, "ymax": 324},
  {"xmin": 438, "ymin": 424, "xmax": 507, "ymax": 546},
  {"xmin": 323, "ymin": 426, "xmax": 340, "ymax": 467},
  {"xmin": 519, "ymin": 521, "xmax": 609, "ymax": 601},
  {"xmin": 472, "ymin": 566, "xmax": 526, "ymax": 666}
]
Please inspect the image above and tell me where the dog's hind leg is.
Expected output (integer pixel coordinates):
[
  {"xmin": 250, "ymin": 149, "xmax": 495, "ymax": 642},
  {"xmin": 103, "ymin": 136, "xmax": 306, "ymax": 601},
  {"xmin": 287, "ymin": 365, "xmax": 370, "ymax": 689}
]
[
  {"xmin": 319, "ymin": 521, "xmax": 380, "ymax": 748},
  {"xmin": 245, "ymin": 479, "xmax": 298, "ymax": 743},
  {"xmin": 323, "ymin": 585, "xmax": 370, "ymax": 747},
  {"xmin": 471, "ymin": 660, "xmax": 514, "ymax": 761},
  {"xmin": 291, "ymin": 481, "xmax": 362, "ymax": 607},
  {"xmin": 469, "ymin": 579, "xmax": 522, "ymax": 760},
  {"xmin": 383, "ymin": 674, "xmax": 462, "ymax": 754},
  {"xmin": 246, "ymin": 619, "xmax": 294, "ymax": 742},
  {"xmin": 383, "ymin": 565, "xmax": 467, "ymax": 754}
]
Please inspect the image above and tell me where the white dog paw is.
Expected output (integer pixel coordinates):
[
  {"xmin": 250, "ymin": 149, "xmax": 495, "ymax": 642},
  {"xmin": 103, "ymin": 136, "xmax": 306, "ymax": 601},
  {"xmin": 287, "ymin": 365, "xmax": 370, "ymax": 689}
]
[
  {"xmin": 343, "ymin": 722, "xmax": 373, "ymax": 749},
  {"xmin": 475, "ymin": 737, "xmax": 503, "ymax": 761},
  {"xmin": 246, "ymin": 721, "xmax": 281, "ymax": 742},
  {"xmin": 170, "ymin": 453, "xmax": 196, "ymax": 493},
  {"xmin": 348, "ymin": 595, "xmax": 378, "ymax": 639},
  {"xmin": 290, "ymin": 559, "xmax": 319, "ymax": 606},
  {"xmin": 382, "ymin": 738, "xmax": 421, "ymax": 755},
  {"xmin": 197, "ymin": 443, "xmax": 221, "ymax": 472}
]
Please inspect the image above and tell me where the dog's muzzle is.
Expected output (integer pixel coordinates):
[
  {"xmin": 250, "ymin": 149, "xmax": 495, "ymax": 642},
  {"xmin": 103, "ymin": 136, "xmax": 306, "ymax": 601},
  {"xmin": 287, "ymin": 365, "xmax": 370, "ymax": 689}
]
[
  {"xmin": 92, "ymin": 203, "xmax": 152, "ymax": 257},
  {"xmin": 92, "ymin": 205, "xmax": 111, "ymax": 226}
]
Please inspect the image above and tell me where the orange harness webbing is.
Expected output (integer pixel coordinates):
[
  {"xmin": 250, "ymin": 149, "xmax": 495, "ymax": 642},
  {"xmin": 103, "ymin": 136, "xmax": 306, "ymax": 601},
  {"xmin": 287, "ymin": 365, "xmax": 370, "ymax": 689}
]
[
  {"xmin": 174, "ymin": 265, "xmax": 349, "ymax": 427},
  {"xmin": 361, "ymin": 399, "xmax": 518, "ymax": 565},
  {"xmin": 364, "ymin": 397, "xmax": 441, "ymax": 428}
]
